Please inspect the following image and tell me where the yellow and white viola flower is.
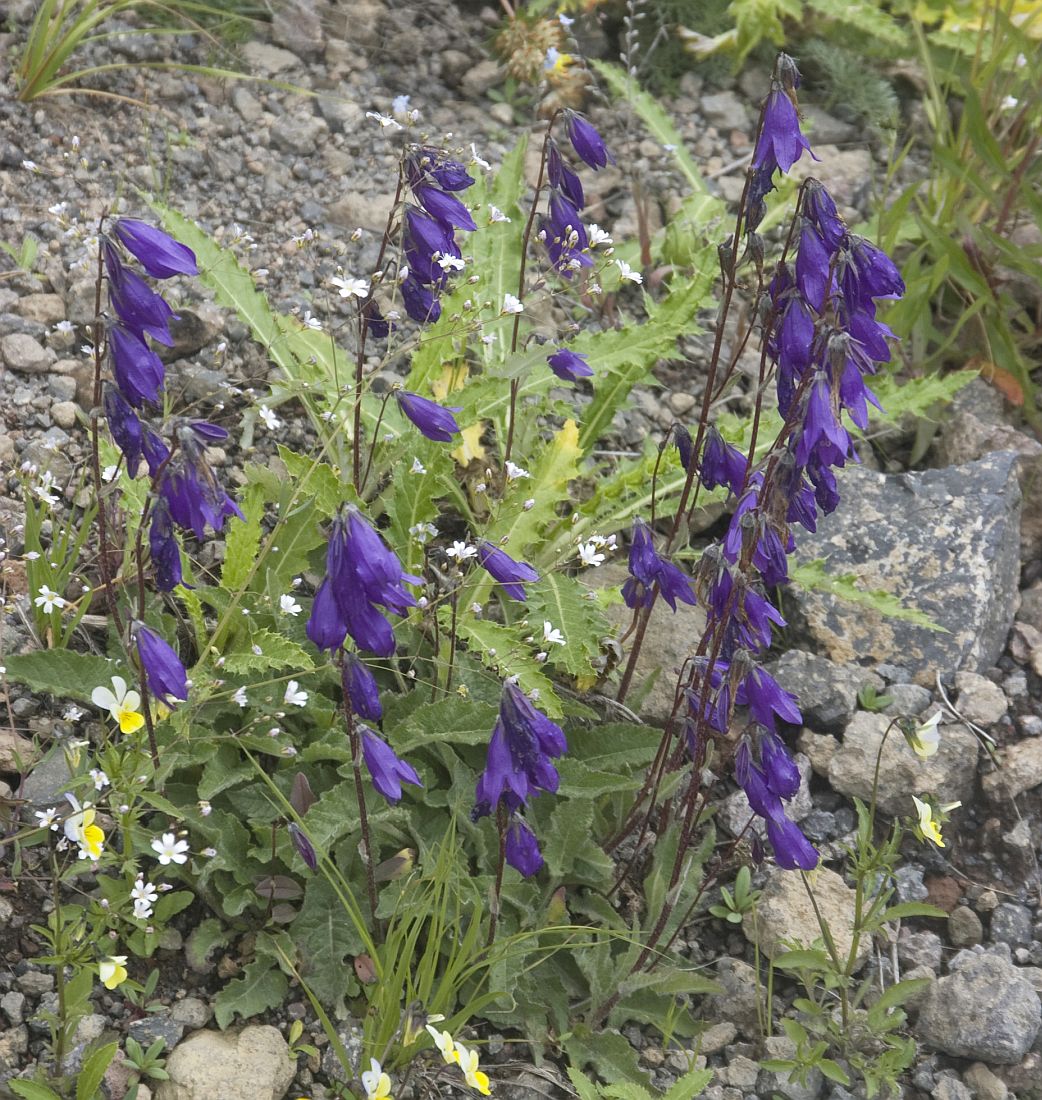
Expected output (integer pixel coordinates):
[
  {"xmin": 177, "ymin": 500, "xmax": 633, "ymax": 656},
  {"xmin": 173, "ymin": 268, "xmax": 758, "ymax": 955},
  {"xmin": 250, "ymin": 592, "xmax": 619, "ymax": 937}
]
[
  {"xmin": 91, "ymin": 675, "xmax": 145, "ymax": 734},
  {"xmin": 453, "ymin": 1042, "xmax": 491, "ymax": 1096},
  {"xmin": 905, "ymin": 712, "xmax": 941, "ymax": 759},
  {"xmin": 426, "ymin": 1022, "xmax": 456, "ymax": 1064},
  {"xmin": 98, "ymin": 955, "xmax": 128, "ymax": 989},
  {"xmin": 64, "ymin": 794, "xmax": 105, "ymax": 860},
  {"xmin": 911, "ymin": 796, "xmax": 961, "ymax": 849},
  {"xmin": 361, "ymin": 1058, "xmax": 393, "ymax": 1100}
]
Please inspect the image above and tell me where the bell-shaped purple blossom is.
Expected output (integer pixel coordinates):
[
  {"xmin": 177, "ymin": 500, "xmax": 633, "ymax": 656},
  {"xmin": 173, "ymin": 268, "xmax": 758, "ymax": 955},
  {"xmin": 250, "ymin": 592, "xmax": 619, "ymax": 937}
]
[
  {"xmin": 407, "ymin": 147, "xmax": 475, "ymax": 192},
  {"xmin": 109, "ymin": 324, "xmax": 165, "ymax": 408},
  {"xmin": 103, "ymin": 385, "xmax": 143, "ymax": 473},
  {"xmin": 158, "ymin": 458, "xmax": 243, "ymax": 540},
  {"xmin": 476, "ymin": 541, "xmax": 538, "ymax": 601},
  {"xmin": 401, "ymin": 275, "xmax": 441, "ymax": 324},
  {"xmin": 149, "ymin": 497, "xmax": 183, "ymax": 592},
  {"xmin": 505, "ymin": 817, "xmax": 544, "ymax": 877},
  {"xmin": 394, "ymin": 390, "xmax": 460, "ymax": 442},
  {"xmin": 673, "ymin": 424, "xmax": 694, "ymax": 471},
  {"xmin": 414, "ymin": 184, "xmax": 477, "ymax": 232},
  {"xmin": 361, "ymin": 727, "xmax": 422, "ymax": 804},
  {"xmin": 795, "ymin": 374, "xmax": 852, "ymax": 469},
  {"xmin": 105, "ymin": 245, "xmax": 176, "ymax": 346},
  {"xmin": 134, "ymin": 622, "xmax": 188, "ymax": 704},
  {"xmin": 795, "ymin": 221, "xmax": 832, "ymax": 312},
  {"xmin": 141, "ymin": 427, "xmax": 170, "ymax": 478},
  {"xmin": 342, "ymin": 652, "xmax": 382, "ymax": 722},
  {"xmin": 112, "ymin": 218, "xmax": 199, "ymax": 279},
  {"xmin": 404, "ymin": 207, "xmax": 457, "ymax": 285},
  {"xmin": 288, "ymin": 822, "xmax": 318, "ymax": 871},
  {"xmin": 760, "ymin": 729, "xmax": 801, "ymax": 799},
  {"xmin": 752, "ymin": 85, "xmax": 815, "ymax": 175},
  {"xmin": 840, "ymin": 236, "xmax": 905, "ymax": 311},
  {"xmin": 548, "ymin": 191, "xmax": 588, "ymax": 252},
  {"xmin": 699, "ymin": 428, "xmax": 748, "ymax": 496},
  {"xmin": 473, "ymin": 681, "xmax": 567, "ymax": 818},
  {"xmin": 547, "ymin": 347, "xmax": 593, "ymax": 383},
  {"xmin": 803, "ymin": 181, "xmax": 846, "ymax": 251},
  {"xmin": 363, "ymin": 300, "xmax": 392, "ymax": 340},
  {"xmin": 735, "ymin": 742, "xmax": 784, "ymax": 821},
  {"xmin": 548, "ymin": 142, "xmax": 584, "ymax": 209},
  {"xmin": 621, "ymin": 518, "xmax": 696, "ymax": 612},
  {"xmin": 738, "ymin": 666, "xmax": 802, "ymax": 731},
  {"xmin": 566, "ymin": 112, "xmax": 612, "ymax": 170},
  {"xmin": 765, "ymin": 814, "xmax": 818, "ymax": 870}
]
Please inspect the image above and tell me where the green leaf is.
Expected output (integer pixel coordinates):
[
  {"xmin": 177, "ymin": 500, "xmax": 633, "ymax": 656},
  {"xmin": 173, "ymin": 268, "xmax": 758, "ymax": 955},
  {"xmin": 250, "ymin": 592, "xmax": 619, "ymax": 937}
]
[
  {"xmin": 185, "ymin": 918, "xmax": 232, "ymax": 973},
  {"xmin": 567, "ymin": 1067, "xmax": 606, "ymax": 1100},
  {"xmin": 790, "ymin": 559, "xmax": 948, "ymax": 633},
  {"xmin": 3, "ymin": 650, "xmax": 119, "ymax": 702},
  {"xmin": 289, "ymin": 876, "xmax": 367, "ymax": 1009},
  {"xmin": 870, "ymin": 976, "xmax": 934, "ymax": 1015},
  {"xmin": 213, "ymin": 957, "xmax": 288, "ymax": 1029},
  {"xmin": 874, "ymin": 901, "xmax": 948, "ymax": 923},
  {"xmin": 565, "ymin": 1028, "xmax": 650, "ymax": 1088},
  {"xmin": 221, "ymin": 483, "xmax": 265, "ymax": 591},
  {"xmin": 76, "ymin": 1041, "xmax": 119, "ymax": 1100},
  {"xmin": 819, "ymin": 1060, "xmax": 852, "ymax": 1085},
  {"xmin": 10, "ymin": 1083, "xmax": 64, "ymax": 1100},
  {"xmin": 222, "ymin": 629, "xmax": 316, "ymax": 674},
  {"xmin": 663, "ymin": 1067, "xmax": 715, "ymax": 1100},
  {"xmin": 771, "ymin": 948, "xmax": 833, "ymax": 972},
  {"xmin": 392, "ymin": 696, "xmax": 499, "ymax": 753},
  {"xmin": 527, "ymin": 572, "xmax": 611, "ymax": 683}
]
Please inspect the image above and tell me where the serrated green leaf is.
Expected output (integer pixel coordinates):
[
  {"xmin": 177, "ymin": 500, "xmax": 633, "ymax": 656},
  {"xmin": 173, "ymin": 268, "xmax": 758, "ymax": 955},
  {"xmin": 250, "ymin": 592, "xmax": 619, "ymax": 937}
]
[
  {"xmin": 222, "ymin": 629, "xmax": 316, "ymax": 674},
  {"xmin": 392, "ymin": 697, "xmax": 499, "ymax": 753},
  {"xmin": 10, "ymin": 1082, "xmax": 64, "ymax": 1100},
  {"xmin": 289, "ymin": 876, "xmax": 366, "ymax": 1008},
  {"xmin": 567, "ymin": 1067, "xmax": 605, "ymax": 1100},
  {"xmin": 663, "ymin": 1067, "xmax": 715, "ymax": 1100},
  {"xmin": 213, "ymin": 957, "xmax": 288, "ymax": 1029},
  {"xmin": 528, "ymin": 572, "xmax": 611, "ymax": 681},
  {"xmin": 76, "ymin": 1040, "xmax": 118, "ymax": 1100},
  {"xmin": 185, "ymin": 917, "xmax": 233, "ymax": 972},
  {"xmin": 3, "ymin": 650, "xmax": 119, "ymax": 703},
  {"xmin": 221, "ymin": 483, "xmax": 265, "ymax": 591},
  {"xmin": 565, "ymin": 1028, "xmax": 650, "ymax": 1088}
]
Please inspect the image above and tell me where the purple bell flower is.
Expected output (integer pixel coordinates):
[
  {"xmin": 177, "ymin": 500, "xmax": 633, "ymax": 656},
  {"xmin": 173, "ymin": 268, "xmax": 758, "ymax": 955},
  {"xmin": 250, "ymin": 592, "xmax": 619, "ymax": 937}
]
[
  {"xmin": 795, "ymin": 221, "xmax": 832, "ymax": 312},
  {"xmin": 505, "ymin": 817, "xmax": 544, "ymax": 877},
  {"xmin": 547, "ymin": 347, "xmax": 593, "ymax": 383},
  {"xmin": 566, "ymin": 112, "xmax": 612, "ymax": 170},
  {"xmin": 795, "ymin": 374, "xmax": 852, "ymax": 469},
  {"xmin": 288, "ymin": 822, "xmax": 318, "ymax": 871},
  {"xmin": 752, "ymin": 85, "xmax": 815, "ymax": 175},
  {"xmin": 394, "ymin": 390, "xmax": 460, "ymax": 442},
  {"xmin": 673, "ymin": 424, "xmax": 694, "ymax": 471},
  {"xmin": 342, "ymin": 652, "xmax": 382, "ymax": 722},
  {"xmin": 400, "ymin": 275, "xmax": 441, "ymax": 323},
  {"xmin": 109, "ymin": 324, "xmax": 165, "ymax": 408},
  {"xmin": 360, "ymin": 727, "xmax": 422, "ymax": 804},
  {"xmin": 414, "ymin": 184, "xmax": 477, "ymax": 232},
  {"xmin": 621, "ymin": 518, "xmax": 696, "ymax": 612},
  {"xmin": 735, "ymin": 742, "xmax": 784, "ymax": 821},
  {"xmin": 840, "ymin": 236, "xmax": 905, "ymax": 310},
  {"xmin": 765, "ymin": 814, "xmax": 818, "ymax": 870},
  {"xmin": 134, "ymin": 622, "xmax": 188, "ymax": 704},
  {"xmin": 802, "ymin": 182, "xmax": 846, "ymax": 251},
  {"xmin": 363, "ymin": 300, "xmax": 392, "ymax": 339},
  {"xmin": 760, "ymin": 729, "xmax": 802, "ymax": 799},
  {"xmin": 112, "ymin": 218, "xmax": 199, "ymax": 279},
  {"xmin": 105, "ymin": 245, "xmax": 177, "ymax": 346},
  {"xmin": 699, "ymin": 428, "xmax": 748, "ymax": 496},
  {"xmin": 548, "ymin": 191, "xmax": 588, "ymax": 252},
  {"xmin": 476, "ymin": 541, "xmax": 538, "ymax": 601},
  {"xmin": 547, "ymin": 142, "xmax": 585, "ymax": 209},
  {"xmin": 141, "ymin": 427, "xmax": 170, "ymax": 477},
  {"xmin": 149, "ymin": 497, "xmax": 183, "ymax": 592},
  {"xmin": 158, "ymin": 457, "xmax": 243, "ymax": 540},
  {"xmin": 738, "ymin": 667, "xmax": 802, "ymax": 731},
  {"xmin": 429, "ymin": 158, "xmax": 475, "ymax": 192},
  {"xmin": 103, "ymin": 385, "xmax": 143, "ymax": 473}
]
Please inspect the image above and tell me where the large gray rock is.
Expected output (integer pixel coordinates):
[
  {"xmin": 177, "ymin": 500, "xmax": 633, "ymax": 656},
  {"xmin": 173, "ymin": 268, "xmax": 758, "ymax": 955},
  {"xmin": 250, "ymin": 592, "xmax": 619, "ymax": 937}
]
[
  {"xmin": 157, "ymin": 1026, "xmax": 294, "ymax": 1100},
  {"xmin": 982, "ymin": 738, "xmax": 1042, "ymax": 800},
  {"xmin": 271, "ymin": 0, "xmax": 324, "ymax": 58},
  {"xmin": 828, "ymin": 711, "xmax": 978, "ymax": 816},
  {"xmin": 1, "ymin": 332, "xmax": 51, "ymax": 373},
  {"xmin": 916, "ymin": 953, "xmax": 1041, "ymax": 1063},
  {"xmin": 787, "ymin": 454, "xmax": 1021, "ymax": 686},
  {"xmin": 769, "ymin": 649, "xmax": 882, "ymax": 732}
]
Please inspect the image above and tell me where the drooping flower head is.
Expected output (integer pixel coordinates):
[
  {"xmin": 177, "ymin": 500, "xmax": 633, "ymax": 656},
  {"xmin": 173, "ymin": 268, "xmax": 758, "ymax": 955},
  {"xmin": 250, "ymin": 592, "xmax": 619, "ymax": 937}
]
[
  {"xmin": 133, "ymin": 622, "xmax": 189, "ymax": 705},
  {"xmin": 104, "ymin": 243, "xmax": 177, "ymax": 346},
  {"xmin": 288, "ymin": 822, "xmax": 318, "ymax": 871},
  {"xmin": 621, "ymin": 518, "xmax": 697, "ymax": 612},
  {"xmin": 565, "ymin": 111, "xmax": 613, "ymax": 170},
  {"xmin": 360, "ymin": 727, "xmax": 422, "ymax": 804},
  {"xmin": 108, "ymin": 324, "xmax": 166, "ymax": 408},
  {"xmin": 103, "ymin": 385, "xmax": 144, "ymax": 472},
  {"xmin": 112, "ymin": 218, "xmax": 199, "ymax": 279},
  {"xmin": 149, "ymin": 496, "xmax": 183, "ymax": 592},
  {"xmin": 394, "ymin": 390, "xmax": 460, "ymax": 442},
  {"xmin": 752, "ymin": 82, "xmax": 815, "ymax": 176},
  {"xmin": 505, "ymin": 816, "xmax": 545, "ymax": 876},
  {"xmin": 157, "ymin": 421, "xmax": 243, "ymax": 539},
  {"xmin": 476, "ymin": 541, "xmax": 538, "ymax": 601},
  {"xmin": 547, "ymin": 347, "xmax": 593, "ymax": 383},
  {"xmin": 342, "ymin": 651, "xmax": 383, "ymax": 722}
]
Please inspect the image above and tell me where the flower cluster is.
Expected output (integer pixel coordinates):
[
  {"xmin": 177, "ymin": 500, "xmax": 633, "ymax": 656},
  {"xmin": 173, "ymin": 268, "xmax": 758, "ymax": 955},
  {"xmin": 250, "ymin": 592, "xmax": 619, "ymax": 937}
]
[
  {"xmin": 472, "ymin": 680, "xmax": 567, "ymax": 875},
  {"xmin": 400, "ymin": 145, "xmax": 476, "ymax": 324},
  {"xmin": 683, "ymin": 55, "xmax": 905, "ymax": 870}
]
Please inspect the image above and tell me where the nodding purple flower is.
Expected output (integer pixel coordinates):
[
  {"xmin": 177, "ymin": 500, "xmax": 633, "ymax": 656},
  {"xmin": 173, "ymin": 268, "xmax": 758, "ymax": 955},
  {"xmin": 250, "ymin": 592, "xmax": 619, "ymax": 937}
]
[
  {"xmin": 795, "ymin": 374, "xmax": 852, "ymax": 471},
  {"xmin": 548, "ymin": 191, "xmax": 588, "ymax": 252},
  {"xmin": 621, "ymin": 518, "xmax": 697, "ymax": 612},
  {"xmin": 774, "ymin": 295, "xmax": 816, "ymax": 382},
  {"xmin": 105, "ymin": 247, "xmax": 177, "ymax": 346},
  {"xmin": 112, "ymin": 219, "xmax": 199, "ymax": 279},
  {"xmin": 745, "ymin": 162, "xmax": 776, "ymax": 233},
  {"xmin": 505, "ymin": 817, "xmax": 544, "ymax": 877},
  {"xmin": 547, "ymin": 142, "xmax": 585, "ymax": 209},
  {"xmin": 476, "ymin": 541, "xmax": 538, "ymax": 601},
  {"xmin": 401, "ymin": 275, "xmax": 441, "ymax": 324},
  {"xmin": 363, "ymin": 300, "xmax": 392, "ymax": 339},
  {"xmin": 134, "ymin": 622, "xmax": 188, "ymax": 704},
  {"xmin": 288, "ymin": 822, "xmax": 318, "ymax": 872},
  {"xmin": 699, "ymin": 428, "xmax": 748, "ymax": 496},
  {"xmin": 803, "ymin": 181, "xmax": 846, "ymax": 251},
  {"xmin": 141, "ymin": 427, "xmax": 170, "ymax": 478},
  {"xmin": 795, "ymin": 221, "xmax": 832, "ymax": 312},
  {"xmin": 403, "ymin": 207, "xmax": 457, "ymax": 284},
  {"xmin": 394, "ymin": 390, "xmax": 460, "ymax": 442},
  {"xmin": 473, "ymin": 681, "xmax": 567, "ymax": 818},
  {"xmin": 158, "ymin": 431, "xmax": 243, "ymax": 539},
  {"xmin": 103, "ymin": 385, "xmax": 143, "ymax": 473},
  {"xmin": 109, "ymin": 324, "xmax": 165, "ymax": 408},
  {"xmin": 753, "ymin": 84, "xmax": 815, "ymax": 176},
  {"xmin": 673, "ymin": 423, "xmax": 694, "ymax": 471},
  {"xmin": 735, "ymin": 742, "xmax": 784, "ymax": 821},
  {"xmin": 760, "ymin": 728, "xmax": 801, "ymax": 799},
  {"xmin": 765, "ymin": 813, "xmax": 818, "ymax": 870},
  {"xmin": 149, "ymin": 497, "xmax": 183, "ymax": 592},
  {"xmin": 342, "ymin": 652, "xmax": 382, "ymax": 722},
  {"xmin": 306, "ymin": 508, "xmax": 420, "ymax": 657},
  {"xmin": 738, "ymin": 666, "xmax": 802, "ymax": 731},
  {"xmin": 407, "ymin": 147, "xmax": 475, "ymax": 192},
  {"xmin": 566, "ymin": 112, "xmax": 612, "ymax": 170},
  {"xmin": 414, "ymin": 184, "xmax": 477, "ymax": 232},
  {"xmin": 547, "ymin": 347, "xmax": 593, "ymax": 383},
  {"xmin": 360, "ymin": 727, "xmax": 423, "ymax": 804},
  {"xmin": 839, "ymin": 236, "xmax": 905, "ymax": 310}
]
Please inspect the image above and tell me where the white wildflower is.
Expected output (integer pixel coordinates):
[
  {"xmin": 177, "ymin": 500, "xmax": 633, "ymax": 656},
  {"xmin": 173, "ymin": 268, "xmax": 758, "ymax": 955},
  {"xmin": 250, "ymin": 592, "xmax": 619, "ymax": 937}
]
[
  {"xmin": 284, "ymin": 680, "xmax": 308, "ymax": 707},
  {"xmin": 280, "ymin": 594, "xmax": 302, "ymax": 615}
]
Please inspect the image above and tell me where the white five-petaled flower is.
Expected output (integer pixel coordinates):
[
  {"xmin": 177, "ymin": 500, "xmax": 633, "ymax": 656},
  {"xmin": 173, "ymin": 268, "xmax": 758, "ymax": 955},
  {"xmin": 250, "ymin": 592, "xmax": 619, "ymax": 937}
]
[
  {"xmin": 301, "ymin": 310, "xmax": 322, "ymax": 330},
  {"xmin": 470, "ymin": 144, "xmax": 491, "ymax": 170},
  {"xmin": 35, "ymin": 807, "xmax": 60, "ymax": 831},
  {"xmin": 89, "ymin": 768, "xmax": 110, "ymax": 791},
  {"xmin": 54, "ymin": 319, "xmax": 75, "ymax": 334},
  {"xmin": 258, "ymin": 406, "xmax": 280, "ymax": 431},
  {"xmin": 280, "ymin": 594, "xmax": 302, "ymax": 616},
  {"xmin": 587, "ymin": 224, "xmax": 612, "ymax": 248},
  {"xmin": 409, "ymin": 522, "xmax": 437, "ymax": 544},
  {"xmin": 151, "ymin": 832, "xmax": 190, "ymax": 866},
  {"xmin": 232, "ymin": 686, "xmax": 249, "ymax": 708},
  {"xmin": 330, "ymin": 275, "xmax": 370, "ymax": 299},
  {"xmin": 436, "ymin": 252, "xmax": 465, "ymax": 272},
  {"xmin": 63, "ymin": 704, "xmax": 84, "ymax": 722},
  {"xmin": 505, "ymin": 461, "xmax": 530, "ymax": 481},
  {"xmin": 131, "ymin": 877, "xmax": 158, "ymax": 919},
  {"xmin": 410, "ymin": 457, "xmax": 427, "ymax": 474},
  {"xmin": 365, "ymin": 110, "xmax": 403, "ymax": 130},
  {"xmin": 284, "ymin": 680, "xmax": 308, "ymax": 707},
  {"xmin": 446, "ymin": 541, "xmax": 477, "ymax": 561},
  {"xmin": 577, "ymin": 541, "xmax": 606, "ymax": 567},
  {"xmin": 488, "ymin": 204, "xmax": 511, "ymax": 223},
  {"xmin": 91, "ymin": 675, "xmax": 145, "ymax": 734},
  {"xmin": 616, "ymin": 259, "xmax": 643, "ymax": 284},
  {"xmin": 34, "ymin": 585, "xmax": 66, "ymax": 613},
  {"xmin": 543, "ymin": 621, "xmax": 566, "ymax": 646},
  {"xmin": 502, "ymin": 293, "xmax": 524, "ymax": 314}
]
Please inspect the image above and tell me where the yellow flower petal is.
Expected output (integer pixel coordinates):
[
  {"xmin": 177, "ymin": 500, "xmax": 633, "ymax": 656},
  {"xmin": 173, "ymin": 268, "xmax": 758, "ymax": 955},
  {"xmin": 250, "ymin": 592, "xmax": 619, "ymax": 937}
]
[{"xmin": 118, "ymin": 707, "xmax": 145, "ymax": 734}]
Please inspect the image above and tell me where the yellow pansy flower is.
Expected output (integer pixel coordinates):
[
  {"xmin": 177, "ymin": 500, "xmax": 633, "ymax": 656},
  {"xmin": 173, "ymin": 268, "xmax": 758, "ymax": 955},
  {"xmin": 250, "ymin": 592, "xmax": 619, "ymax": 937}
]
[
  {"xmin": 426, "ymin": 1023, "xmax": 456, "ymax": 1064},
  {"xmin": 361, "ymin": 1058, "xmax": 392, "ymax": 1100},
  {"xmin": 99, "ymin": 955, "xmax": 128, "ymax": 989},
  {"xmin": 64, "ymin": 794, "xmax": 105, "ymax": 860},
  {"xmin": 454, "ymin": 1043, "xmax": 491, "ymax": 1096},
  {"xmin": 912, "ymin": 796, "xmax": 961, "ymax": 849},
  {"xmin": 91, "ymin": 675, "xmax": 145, "ymax": 734},
  {"xmin": 905, "ymin": 713, "xmax": 941, "ymax": 759}
]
